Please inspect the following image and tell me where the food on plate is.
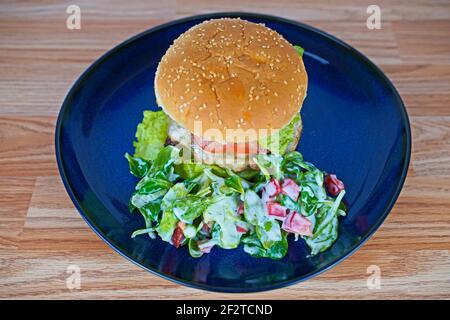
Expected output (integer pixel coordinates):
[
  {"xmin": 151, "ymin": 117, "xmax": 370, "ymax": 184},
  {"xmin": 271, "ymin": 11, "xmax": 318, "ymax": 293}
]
[
  {"xmin": 154, "ymin": 18, "xmax": 307, "ymax": 171},
  {"xmin": 125, "ymin": 18, "xmax": 347, "ymax": 260}
]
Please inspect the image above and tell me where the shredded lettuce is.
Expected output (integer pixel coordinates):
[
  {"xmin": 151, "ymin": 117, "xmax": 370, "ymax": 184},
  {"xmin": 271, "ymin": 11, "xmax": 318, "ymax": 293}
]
[
  {"xmin": 134, "ymin": 110, "xmax": 169, "ymax": 161},
  {"xmin": 258, "ymin": 113, "xmax": 302, "ymax": 155}
]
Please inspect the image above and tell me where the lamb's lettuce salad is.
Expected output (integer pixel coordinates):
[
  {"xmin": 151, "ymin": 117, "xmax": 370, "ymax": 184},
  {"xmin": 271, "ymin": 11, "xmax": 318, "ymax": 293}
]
[{"xmin": 125, "ymin": 110, "xmax": 347, "ymax": 259}]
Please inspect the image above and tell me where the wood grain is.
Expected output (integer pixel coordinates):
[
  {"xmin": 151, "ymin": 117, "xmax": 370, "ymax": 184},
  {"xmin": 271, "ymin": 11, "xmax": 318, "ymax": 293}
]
[{"xmin": 0, "ymin": 0, "xmax": 449, "ymax": 299}]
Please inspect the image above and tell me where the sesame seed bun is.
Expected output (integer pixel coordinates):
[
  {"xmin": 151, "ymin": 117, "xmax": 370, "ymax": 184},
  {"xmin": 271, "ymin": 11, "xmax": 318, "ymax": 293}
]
[{"xmin": 155, "ymin": 18, "xmax": 308, "ymax": 143}]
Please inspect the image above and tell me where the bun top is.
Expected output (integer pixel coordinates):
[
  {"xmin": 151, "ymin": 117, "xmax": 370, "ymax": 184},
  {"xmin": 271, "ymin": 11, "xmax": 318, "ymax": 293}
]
[{"xmin": 155, "ymin": 18, "xmax": 308, "ymax": 143}]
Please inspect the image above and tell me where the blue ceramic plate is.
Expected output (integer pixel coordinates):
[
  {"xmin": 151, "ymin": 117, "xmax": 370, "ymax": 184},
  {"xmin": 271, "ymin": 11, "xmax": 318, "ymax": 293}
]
[{"xmin": 56, "ymin": 12, "xmax": 411, "ymax": 292}]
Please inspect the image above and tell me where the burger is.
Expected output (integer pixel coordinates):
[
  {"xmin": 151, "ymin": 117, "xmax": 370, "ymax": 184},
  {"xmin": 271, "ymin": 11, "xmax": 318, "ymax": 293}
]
[{"xmin": 154, "ymin": 18, "xmax": 308, "ymax": 171}]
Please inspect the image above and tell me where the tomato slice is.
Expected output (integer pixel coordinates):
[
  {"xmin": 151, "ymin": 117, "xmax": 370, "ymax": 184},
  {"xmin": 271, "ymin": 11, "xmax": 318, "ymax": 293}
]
[
  {"xmin": 236, "ymin": 225, "xmax": 248, "ymax": 233},
  {"xmin": 171, "ymin": 226, "xmax": 184, "ymax": 248}
]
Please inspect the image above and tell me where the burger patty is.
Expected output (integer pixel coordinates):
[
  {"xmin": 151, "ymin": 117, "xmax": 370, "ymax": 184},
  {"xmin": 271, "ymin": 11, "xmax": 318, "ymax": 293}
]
[{"xmin": 166, "ymin": 119, "xmax": 302, "ymax": 171}]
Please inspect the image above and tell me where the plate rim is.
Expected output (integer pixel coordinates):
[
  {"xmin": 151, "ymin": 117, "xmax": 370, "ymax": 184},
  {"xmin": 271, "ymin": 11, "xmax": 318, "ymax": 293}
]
[{"xmin": 55, "ymin": 11, "xmax": 412, "ymax": 293}]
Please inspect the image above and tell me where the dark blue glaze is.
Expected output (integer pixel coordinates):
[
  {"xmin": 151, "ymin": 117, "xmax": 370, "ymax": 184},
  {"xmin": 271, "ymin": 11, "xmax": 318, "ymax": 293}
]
[{"xmin": 55, "ymin": 12, "xmax": 411, "ymax": 292}]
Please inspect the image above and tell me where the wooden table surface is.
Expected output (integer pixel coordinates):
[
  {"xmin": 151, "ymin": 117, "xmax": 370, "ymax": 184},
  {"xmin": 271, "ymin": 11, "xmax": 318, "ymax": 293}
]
[{"xmin": 1, "ymin": 0, "xmax": 449, "ymax": 300}]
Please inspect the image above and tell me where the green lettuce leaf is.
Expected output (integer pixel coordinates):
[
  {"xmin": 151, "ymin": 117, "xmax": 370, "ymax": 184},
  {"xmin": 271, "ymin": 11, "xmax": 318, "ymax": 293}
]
[
  {"xmin": 243, "ymin": 232, "xmax": 288, "ymax": 260},
  {"xmin": 174, "ymin": 163, "xmax": 205, "ymax": 179},
  {"xmin": 253, "ymin": 154, "xmax": 283, "ymax": 181},
  {"xmin": 156, "ymin": 210, "xmax": 178, "ymax": 242},
  {"xmin": 294, "ymin": 45, "xmax": 304, "ymax": 57},
  {"xmin": 172, "ymin": 195, "xmax": 223, "ymax": 224},
  {"xmin": 134, "ymin": 110, "xmax": 169, "ymax": 161},
  {"xmin": 205, "ymin": 195, "xmax": 243, "ymax": 249},
  {"xmin": 243, "ymin": 189, "xmax": 266, "ymax": 225},
  {"xmin": 256, "ymin": 219, "xmax": 282, "ymax": 249},
  {"xmin": 130, "ymin": 177, "xmax": 173, "ymax": 208},
  {"xmin": 305, "ymin": 191, "xmax": 346, "ymax": 255},
  {"xmin": 174, "ymin": 163, "xmax": 229, "ymax": 180},
  {"xmin": 258, "ymin": 113, "xmax": 302, "ymax": 155},
  {"xmin": 124, "ymin": 153, "xmax": 150, "ymax": 178},
  {"xmin": 161, "ymin": 182, "xmax": 190, "ymax": 211}
]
